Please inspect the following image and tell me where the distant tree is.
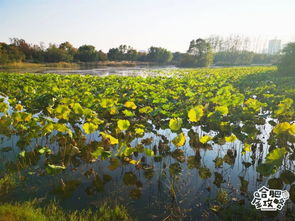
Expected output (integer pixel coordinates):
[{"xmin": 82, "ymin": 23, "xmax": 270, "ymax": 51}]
[
  {"xmin": 278, "ymin": 42, "xmax": 295, "ymax": 75},
  {"xmin": 186, "ymin": 39, "xmax": 213, "ymax": 67},
  {"xmin": 44, "ymin": 44, "xmax": 72, "ymax": 62},
  {"xmin": 179, "ymin": 54, "xmax": 197, "ymax": 67},
  {"xmin": 76, "ymin": 45, "xmax": 98, "ymax": 62},
  {"xmin": 0, "ymin": 43, "xmax": 9, "ymax": 64},
  {"xmin": 252, "ymin": 53, "xmax": 280, "ymax": 65},
  {"xmin": 0, "ymin": 42, "xmax": 24, "ymax": 64},
  {"xmin": 107, "ymin": 48, "xmax": 121, "ymax": 61},
  {"xmin": 108, "ymin": 45, "xmax": 138, "ymax": 61},
  {"xmin": 136, "ymin": 51, "xmax": 147, "ymax": 62},
  {"xmin": 126, "ymin": 48, "xmax": 138, "ymax": 61},
  {"xmin": 146, "ymin": 47, "xmax": 173, "ymax": 64},
  {"xmin": 214, "ymin": 50, "xmax": 254, "ymax": 66},
  {"xmin": 97, "ymin": 50, "xmax": 108, "ymax": 61},
  {"xmin": 10, "ymin": 38, "xmax": 33, "ymax": 61},
  {"xmin": 171, "ymin": 52, "xmax": 185, "ymax": 66},
  {"xmin": 59, "ymin": 41, "xmax": 77, "ymax": 60}
]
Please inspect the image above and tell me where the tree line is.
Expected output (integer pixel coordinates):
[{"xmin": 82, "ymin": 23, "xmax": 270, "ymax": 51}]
[{"xmin": 0, "ymin": 36, "xmax": 282, "ymax": 67}]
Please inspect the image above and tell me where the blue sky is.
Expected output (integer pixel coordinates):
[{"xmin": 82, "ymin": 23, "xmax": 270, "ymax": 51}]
[{"xmin": 0, "ymin": 0, "xmax": 294, "ymax": 52}]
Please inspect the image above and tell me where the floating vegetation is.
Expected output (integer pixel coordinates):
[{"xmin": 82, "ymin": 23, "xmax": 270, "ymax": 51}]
[{"xmin": 0, "ymin": 66, "xmax": 294, "ymax": 220}]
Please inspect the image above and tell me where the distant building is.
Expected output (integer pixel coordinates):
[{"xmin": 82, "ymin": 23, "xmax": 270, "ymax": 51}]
[{"xmin": 268, "ymin": 39, "xmax": 281, "ymax": 54}]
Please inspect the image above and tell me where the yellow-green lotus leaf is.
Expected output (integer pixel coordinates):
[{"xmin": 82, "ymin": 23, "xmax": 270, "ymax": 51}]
[
  {"xmin": 117, "ymin": 119, "xmax": 130, "ymax": 131},
  {"xmin": 225, "ymin": 134, "xmax": 237, "ymax": 143},
  {"xmin": 169, "ymin": 117, "xmax": 183, "ymax": 132},
  {"xmin": 100, "ymin": 132, "xmax": 119, "ymax": 145},
  {"xmin": 215, "ymin": 106, "xmax": 229, "ymax": 116},
  {"xmin": 124, "ymin": 101, "xmax": 137, "ymax": 109},
  {"xmin": 188, "ymin": 105, "xmax": 204, "ymax": 122},
  {"xmin": 199, "ymin": 135, "xmax": 213, "ymax": 144},
  {"xmin": 273, "ymin": 122, "xmax": 291, "ymax": 134},
  {"xmin": 82, "ymin": 122, "xmax": 98, "ymax": 134},
  {"xmin": 172, "ymin": 132, "xmax": 186, "ymax": 147}
]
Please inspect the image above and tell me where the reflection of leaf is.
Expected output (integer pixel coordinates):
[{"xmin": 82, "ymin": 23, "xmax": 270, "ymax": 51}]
[
  {"xmin": 169, "ymin": 118, "xmax": 183, "ymax": 132},
  {"xmin": 217, "ymin": 189, "xmax": 228, "ymax": 203},
  {"xmin": 169, "ymin": 163, "xmax": 181, "ymax": 176},
  {"xmin": 172, "ymin": 132, "xmax": 186, "ymax": 147},
  {"xmin": 93, "ymin": 175, "xmax": 104, "ymax": 192},
  {"xmin": 239, "ymin": 176, "xmax": 248, "ymax": 193},
  {"xmin": 130, "ymin": 188, "xmax": 141, "ymax": 199},
  {"xmin": 214, "ymin": 157, "xmax": 223, "ymax": 168},
  {"xmin": 108, "ymin": 158, "xmax": 120, "ymax": 171},
  {"xmin": 171, "ymin": 149, "xmax": 185, "ymax": 163},
  {"xmin": 290, "ymin": 184, "xmax": 295, "ymax": 203},
  {"xmin": 1, "ymin": 146, "xmax": 12, "ymax": 152},
  {"xmin": 187, "ymin": 156, "xmax": 200, "ymax": 169},
  {"xmin": 268, "ymin": 178, "xmax": 283, "ymax": 189},
  {"xmin": 223, "ymin": 154, "xmax": 235, "ymax": 165},
  {"xmin": 53, "ymin": 180, "xmax": 81, "ymax": 199},
  {"xmin": 143, "ymin": 168, "xmax": 154, "ymax": 180},
  {"xmin": 199, "ymin": 167, "xmax": 211, "ymax": 179},
  {"xmin": 280, "ymin": 170, "xmax": 295, "ymax": 184},
  {"xmin": 123, "ymin": 172, "xmax": 137, "ymax": 186},
  {"xmin": 256, "ymin": 147, "xmax": 287, "ymax": 176},
  {"xmin": 213, "ymin": 172, "xmax": 224, "ymax": 188}
]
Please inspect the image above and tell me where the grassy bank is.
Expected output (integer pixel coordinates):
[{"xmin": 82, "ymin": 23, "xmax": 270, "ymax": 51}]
[
  {"xmin": 0, "ymin": 61, "xmax": 154, "ymax": 70},
  {"xmin": 0, "ymin": 62, "xmax": 79, "ymax": 69},
  {"xmin": 0, "ymin": 201, "xmax": 134, "ymax": 221}
]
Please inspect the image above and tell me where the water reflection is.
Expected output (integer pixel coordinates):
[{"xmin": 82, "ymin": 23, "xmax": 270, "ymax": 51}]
[{"xmin": 0, "ymin": 118, "xmax": 280, "ymax": 220}]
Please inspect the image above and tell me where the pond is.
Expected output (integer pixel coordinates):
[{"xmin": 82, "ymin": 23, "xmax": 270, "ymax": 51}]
[
  {"xmin": 0, "ymin": 67, "xmax": 294, "ymax": 220},
  {"xmin": 0, "ymin": 65, "xmax": 178, "ymax": 77}
]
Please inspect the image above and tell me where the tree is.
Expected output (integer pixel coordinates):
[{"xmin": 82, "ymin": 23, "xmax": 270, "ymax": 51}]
[
  {"xmin": 97, "ymin": 50, "xmax": 108, "ymax": 61},
  {"xmin": 278, "ymin": 42, "xmax": 295, "ymax": 75},
  {"xmin": 76, "ymin": 45, "xmax": 98, "ymax": 62},
  {"xmin": 186, "ymin": 38, "xmax": 213, "ymax": 67},
  {"xmin": 107, "ymin": 45, "xmax": 138, "ymax": 61},
  {"xmin": 171, "ymin": 52, "xmax": 185, "ymax": 66},
  {"xmin": 0, "ymin": 42, "xmax": 24, "ymax": 64},
  {"xmin": 146, "ymin": 47, "xmax": 173, "ymax": 64},
  {"xmin": 107, "ymin": 48, "xmax": 121, "ymax": 61},
  {"xmin": 44, "ymin": 44, "xmax": 73, "ymax": 62},
  {"xmin": 59, "ymin": 42, "xmax": 77, "ymax": 60}
]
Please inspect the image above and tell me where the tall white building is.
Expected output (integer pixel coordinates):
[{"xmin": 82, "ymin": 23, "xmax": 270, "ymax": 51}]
[{"xmin": 268, "ymin": 39, "xmax": 281, "ymax": 54}]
